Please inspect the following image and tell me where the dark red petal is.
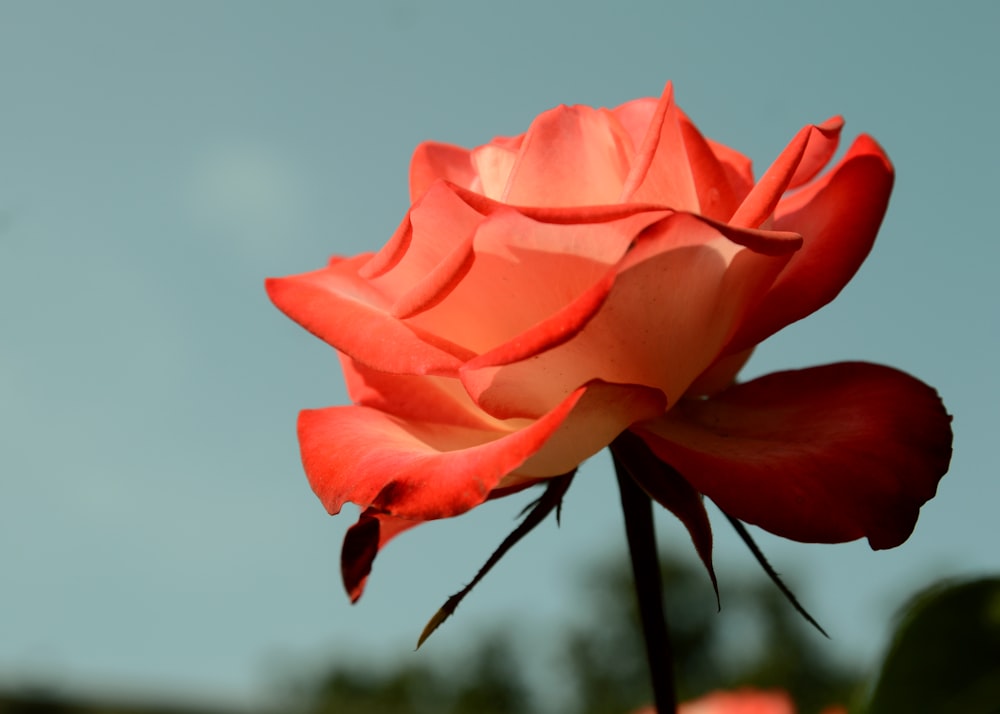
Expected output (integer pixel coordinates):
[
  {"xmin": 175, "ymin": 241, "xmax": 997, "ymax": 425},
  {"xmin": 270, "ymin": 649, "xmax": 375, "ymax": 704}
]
[
  {"xmin": 612, "ymin": 431, "xmax": 717, "ymax": 596},
  {"xmin": 342, "ymin": 510, "xmax": 420, "ymax": 602},
  {"xmin": 725, "ymin": 135, "xmax": 894, "ymax": 353},
  {"xmin": 635, "ymin": 363, "xmax": 952, "ymax": 550}
]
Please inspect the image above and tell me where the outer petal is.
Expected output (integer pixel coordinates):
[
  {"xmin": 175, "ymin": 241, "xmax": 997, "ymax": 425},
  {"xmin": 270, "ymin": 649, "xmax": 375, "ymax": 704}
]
[
  {"xmin": 299, "ymin": 380, "xmax": 665, "ymax": 520},
  {"xmin": 462, "ymin": 213, "xmax": 794, "ymax": 419},
  {"xmin": 308, "ymin": 379, "xmax": 664, "ymax": 600},
  {"xmin": 726, "ymin": 135, "xmax": 894, "ymax": 353},
  {"xmin": 635, "ymin": 363, "xmax": 953, "ymax": 549},
  {"xmin": 502, "ymin": 104, "xmax": 634, "ymax": 206},
  {"xmin": 265, "ymin": 256, "xmax": 470, "ymax": 375}
]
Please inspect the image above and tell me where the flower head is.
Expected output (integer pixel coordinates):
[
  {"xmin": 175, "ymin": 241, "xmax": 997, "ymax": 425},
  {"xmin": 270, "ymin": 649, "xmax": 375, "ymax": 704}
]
[{"xmin": 267, "ymin": 82, "xmax": 952, "ymax": 600}]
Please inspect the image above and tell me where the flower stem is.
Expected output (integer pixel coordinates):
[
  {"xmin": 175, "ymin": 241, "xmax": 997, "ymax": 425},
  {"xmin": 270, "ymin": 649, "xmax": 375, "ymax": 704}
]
[{"xmin": 613, "ymin": 449, "xmax": 677, "ymax": 714}]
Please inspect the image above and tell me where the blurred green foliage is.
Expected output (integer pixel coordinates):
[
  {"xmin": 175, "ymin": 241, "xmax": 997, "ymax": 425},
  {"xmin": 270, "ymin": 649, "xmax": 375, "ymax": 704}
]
[
  {"xmin": 559, "ymin": 555, "xmax": 857, "ymax": 714},
  {"xmin": 864, "ymin": 577, "xmax": 1000, "ymax": 714},
  {"xmin": 5, "ymin": 558, "xmax": 995, "ymax": 714}
]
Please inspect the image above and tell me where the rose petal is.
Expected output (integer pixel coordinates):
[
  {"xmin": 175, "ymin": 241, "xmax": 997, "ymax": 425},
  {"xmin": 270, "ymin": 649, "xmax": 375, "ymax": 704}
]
[
  {"xmin": 517, "ymin": 382, "xmax": 666, "ymax": 478},
  {"xmin": 729, "ymin": 117, "xmax": 843, "ymax": 230},
  {"xmin": 312, "ymin": 379, "xmax": 665, "ymax": 601},
  {"xmin": 677, "ymin": 111, "xmax": 747, "ymax": 221},
  {"xmin": 705, "ymin": 137, "xmax": 755, "ymax": 205},
  {"xmin": 339, "ymin": 355, "xmax": 509, "ymax": 431},
  {"xmin": 635, "ymin": 363, "xmax": 953, "ymax": 549},
  {"xmin": 299, "ymin": 381, "xmax": 664, "ymax": 521},
  {"xmin": 409, "ymin": 141, "xmax": 476, "ymax": 201},
  {"xmin": 725, "ymin": 135, "xmax": 894, "ymax": 353},
  {"xmin": 502, "ymin": 104, "xmax": 634, "ymax": 206},
  {"xmin": 620, "ymin": 82, "xmax": 700, "ymax": 211},
  {"xmin": 612, "ymin": 96, "xmax": 658, "ymax": 151},
  {"xmin": 361, "ymin": 181, "xmax": 481, "ymax": 287},
  {"xmin": 470, "ymin": 140, "xmax": 520, "ymax": 201},
  {"xmin": 463, "ymin": 213, "xmax": 791, "ymax": 419},
  {"xmin": 685, "ymin": 347, "xmax": 755, "ymax": 398},
  {"xmin": 265, "ymin": 257, "xmax": 470, "ymax": 375},
  {"xmin": 786, "ymin": 116, "xmax": 843, "ymax": 189}
]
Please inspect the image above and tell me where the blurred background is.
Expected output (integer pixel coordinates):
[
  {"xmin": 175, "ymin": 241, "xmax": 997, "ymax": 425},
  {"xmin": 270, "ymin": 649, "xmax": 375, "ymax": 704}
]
[{"xmin": 1, "ymin": 1, "xmax": 997, "ymax": 712}]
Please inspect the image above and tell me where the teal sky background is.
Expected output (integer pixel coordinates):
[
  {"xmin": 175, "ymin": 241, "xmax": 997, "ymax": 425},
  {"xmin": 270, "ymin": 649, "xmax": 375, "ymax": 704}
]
[{"xmin": 1, "ymin": 0, "xmax": 997, "ymax": 708}]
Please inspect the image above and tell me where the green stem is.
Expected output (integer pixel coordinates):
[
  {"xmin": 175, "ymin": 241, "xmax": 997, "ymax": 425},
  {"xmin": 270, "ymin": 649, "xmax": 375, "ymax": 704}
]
[{"xmin": 613, "ymin": 448, "xmax": 677, "ymax": 714}]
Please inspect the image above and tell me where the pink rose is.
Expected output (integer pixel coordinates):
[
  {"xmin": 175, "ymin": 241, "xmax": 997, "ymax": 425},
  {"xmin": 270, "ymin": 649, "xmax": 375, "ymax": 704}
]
[
  {"xmin": 633, "ymin": 688, "xmax": 846, "ymax": 714},
  {"xmin": 267, "ymin": 83, "xmax": 951, "ymax": 600}
]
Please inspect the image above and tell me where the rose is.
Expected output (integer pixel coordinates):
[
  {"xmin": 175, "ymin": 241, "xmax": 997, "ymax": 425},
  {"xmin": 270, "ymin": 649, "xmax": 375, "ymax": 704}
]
[
  {"xmin": 633, "ymin": 689, "xmax": 846, "ymax": 714},
  {"xmin": 266, "ymin": 83, "xmax": 952, "ymax": 601}
]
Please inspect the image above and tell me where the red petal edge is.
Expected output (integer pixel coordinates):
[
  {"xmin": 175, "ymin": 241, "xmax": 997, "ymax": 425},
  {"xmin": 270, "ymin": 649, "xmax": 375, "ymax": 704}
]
[{"xmin": 635, "ymin": 362, "xmax": 952, "ymax": 550}]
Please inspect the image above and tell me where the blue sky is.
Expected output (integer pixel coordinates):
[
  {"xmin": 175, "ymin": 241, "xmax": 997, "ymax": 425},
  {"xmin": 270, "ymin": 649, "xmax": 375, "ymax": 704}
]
[{"xmin": 1, "ymin": 0, "xmax": 997, "ymax": 707}]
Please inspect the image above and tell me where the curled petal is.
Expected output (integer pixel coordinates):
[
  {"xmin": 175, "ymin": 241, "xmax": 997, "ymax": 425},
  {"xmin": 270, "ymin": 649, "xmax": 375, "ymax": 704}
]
[
  {"xmin": 299, "ymin": 380, "xmax": 664, "ymax": 521},
  {"xmin": 786, "ymin": 116, "xmax": 843, "ymax": 189},
  {"xmin": 729, "ymin": 117, "xmax": 843, "ymax": 230},
  {"xmin": 361, "ymin": 181, "xmax": 481, "ymax": 291},
  {"xmin": 620, "ymin": 82, "xmax": 700, "ymax": 211},
  {"xmin": 726, "ymin": 135, "xmax": 894, "ymax": 353},
  {"xmin": 635, "ymin": 363, "xmax": 953, "ymax": 549},
  {"xmin": 265, "ymin": 257, "xmax": 470, "ymax": 375}
]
